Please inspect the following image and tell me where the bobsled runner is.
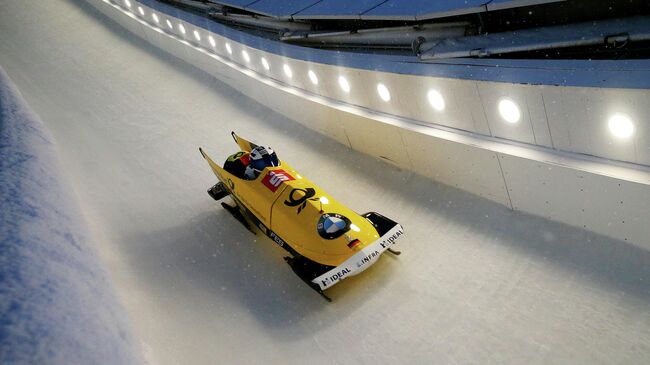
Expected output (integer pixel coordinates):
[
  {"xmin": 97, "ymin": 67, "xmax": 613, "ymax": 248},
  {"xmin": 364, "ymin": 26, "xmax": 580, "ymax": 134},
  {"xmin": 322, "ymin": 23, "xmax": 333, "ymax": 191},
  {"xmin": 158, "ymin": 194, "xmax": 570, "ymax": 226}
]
[{"xmin": 199, "ymin": 132, "xmax": 404, "ymax": 301}]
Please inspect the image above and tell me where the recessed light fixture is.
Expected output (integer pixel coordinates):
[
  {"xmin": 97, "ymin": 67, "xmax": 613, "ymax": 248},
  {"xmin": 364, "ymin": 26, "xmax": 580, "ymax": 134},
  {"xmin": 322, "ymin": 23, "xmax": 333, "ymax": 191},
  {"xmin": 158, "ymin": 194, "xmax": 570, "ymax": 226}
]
[
  {"xmin": 427, "ymin": 89, "xmax": 445, "ymax": 111},
  {"xmin": 178, "ymin": 23, "xmax": 186, "ymax": 35},
  {"xmin": 152, "ymin": 13, "xmax": 159, "ymax": 23},
  {"xmin": 498, "ymin": 98, "xmax": 521, "ymax": 124},
  {"xmin": 608, "ymin": 114, "xmax": 634, "ymax": 138},
  {"xmin": 308, "ymin": 70, "xmax": 318, "ymax": 85},
  {"xmin": 283, "ymin": 64, "xmax": 293, "ymax": 78},
  {"xmin": 193, "ymin": 30, "xmax": 201, "ymax": 41},
  {"xmin": 377, "ymin": 83, "xmax": 391, "ymax": 102},
  {"xmin": 338, "ymin": 76, "xmax": 350, "ymax": 93}
]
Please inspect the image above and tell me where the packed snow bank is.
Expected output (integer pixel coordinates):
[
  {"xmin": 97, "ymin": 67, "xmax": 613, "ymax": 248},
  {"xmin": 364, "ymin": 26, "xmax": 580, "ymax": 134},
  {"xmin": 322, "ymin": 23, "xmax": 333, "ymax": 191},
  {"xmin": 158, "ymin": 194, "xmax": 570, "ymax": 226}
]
[{"xmin": 0, "ymin": 66, "xmax": 142, "ymax": 365}]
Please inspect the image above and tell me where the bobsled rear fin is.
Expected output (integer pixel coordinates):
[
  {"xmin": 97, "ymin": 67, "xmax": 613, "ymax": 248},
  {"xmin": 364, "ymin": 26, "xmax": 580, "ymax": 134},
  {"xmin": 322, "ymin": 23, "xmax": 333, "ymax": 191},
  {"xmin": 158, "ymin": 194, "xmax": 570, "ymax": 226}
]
[
  {"xmin": 199, "ymin": 147, "xmax": 229, "ymax": 180},
  {"xmin": 231, "ymin": 131, "xmax": 258, "ymax": 153},
  {"xmin": 285, "ymin": 255, "xmax": 335, "ymax": 302},
  {"xmin": 362, "ymin": 212, "xmax": 399, "ymax": 237}
]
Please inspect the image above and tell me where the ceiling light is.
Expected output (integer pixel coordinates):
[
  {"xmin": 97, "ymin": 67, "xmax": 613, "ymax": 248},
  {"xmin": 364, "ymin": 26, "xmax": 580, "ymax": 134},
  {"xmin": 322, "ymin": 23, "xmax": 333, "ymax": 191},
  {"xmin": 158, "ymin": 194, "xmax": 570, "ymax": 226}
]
[
  {"xmin": 608, "ymin": 114, "xmax": 634, "ymax": 138},
  {"xmin": 377, "ymin": 83, "xmax": 391, "ymax": 102},
  {"xmin": 498, "ymin": 98, "xmax": 521, "ymax": 124},
  {"xmin": 338, "ymin": 76, "xmax": 350, "ymax": 93},
  {"xmin": 308, "ymin": 70, "xmax": 318, "ymax": 85},
  {"xmin": 427, "ymin": 89, "xmax": 445, "ymax": 111},
  {"xmin": 283, "ymin": 64, "xmax": 293, "ymax": 78}
]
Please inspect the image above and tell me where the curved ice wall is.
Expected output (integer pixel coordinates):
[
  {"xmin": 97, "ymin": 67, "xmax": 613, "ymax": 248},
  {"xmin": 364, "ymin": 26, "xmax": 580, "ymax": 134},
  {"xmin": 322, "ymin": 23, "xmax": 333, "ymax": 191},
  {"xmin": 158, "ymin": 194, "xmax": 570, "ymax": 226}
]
[
  {"xmin": 86, "ymin": 0, "xmax": 650, "ymax": 248},
  {"xmin": 0, "ymin": 66, "xmax": 142, "ymax": 365}
]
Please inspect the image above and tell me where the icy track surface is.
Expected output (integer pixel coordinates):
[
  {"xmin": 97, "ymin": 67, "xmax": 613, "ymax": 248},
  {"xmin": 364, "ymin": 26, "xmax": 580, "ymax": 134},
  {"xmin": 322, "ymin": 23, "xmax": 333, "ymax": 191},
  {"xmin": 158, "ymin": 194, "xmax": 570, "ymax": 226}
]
[{"xmin": 1, "ymin": 0, "xmax": 649, "ymax": 364}]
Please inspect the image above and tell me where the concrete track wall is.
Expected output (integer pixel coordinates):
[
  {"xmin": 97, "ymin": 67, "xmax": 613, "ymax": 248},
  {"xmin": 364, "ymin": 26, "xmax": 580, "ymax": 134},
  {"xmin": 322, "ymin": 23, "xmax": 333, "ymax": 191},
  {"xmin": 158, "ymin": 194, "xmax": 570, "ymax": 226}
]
[{"xmin": 85, "ymin": 0, "xmax": 649, "ymax": 248}]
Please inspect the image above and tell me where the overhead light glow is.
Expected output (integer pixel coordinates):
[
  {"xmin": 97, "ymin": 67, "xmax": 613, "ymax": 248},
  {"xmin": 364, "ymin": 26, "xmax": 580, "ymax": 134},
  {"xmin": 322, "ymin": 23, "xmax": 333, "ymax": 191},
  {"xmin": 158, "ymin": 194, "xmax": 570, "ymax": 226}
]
[
  {"xmin": 498, "ymin": 98, "xmax": 521, "ymax": 124},
  {"xmin": 152, "ymin": 13, "xmax": 159, "ymax": 23},
  {"xmin": 178, "ymin": 23, "xmax": 186, "ymax": 35},
  {"xmin": 208, "ymin": 35, "xmax": 216, "ymax": 47},
  {"xmin": 242, "ymin": 50, "xmax": 250, "ymax": 63},
  {"xmin": 124, "ymin": 0, "xmax": 131, "ymax": 8},
  {"xmin": 350, "ymin": 224, "xmax": 360, "ymax": 232},
  {"xmin": 427, "ymin": 89, "xmax": 445, "ymax": 111},
  {"xmin": 608, "ymin": 114, "xmax": 634, "ymax": 138},
  {"xmin": 319, "ymin": 196, "xmax": 329, "ymax": 204},
  {"xmin": 225, "ymin": 43, "xmax": 232, "ymax": 55},
  {"xmin": 261, "ymin": 57, "xmax": 270, "ymax": 70},
  {"xmin": 283, "ymin": 64, "xmax": 293, "ymax": 78},
  {"xmin": 377, "ymin": 83, "xmax": 391, "ymax": 102},
  {"xmin": 338, "ymin": 76, "xmax": 350, "ymax": 93},
  {"xmin": 138, "ymin": 6, "xmax": 144, "ymax": 16},
  {"xmin": 308, "ymin": 70, "xmax": 318, "ymax": 85},
  {"xmin": 166, "ymin": 19, "xmax": 172, "ymax": 29},
  {"xmin": 193, "ymin": 30, "xmax": 201, "ymax": 41}
]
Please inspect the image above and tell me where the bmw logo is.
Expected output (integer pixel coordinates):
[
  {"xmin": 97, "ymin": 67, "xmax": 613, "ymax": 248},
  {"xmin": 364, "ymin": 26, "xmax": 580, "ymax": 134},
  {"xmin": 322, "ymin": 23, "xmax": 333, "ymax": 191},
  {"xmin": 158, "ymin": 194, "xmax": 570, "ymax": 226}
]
[{"xmin": 317, "ymin": 213, "xmax": 351, "ymax": 239}]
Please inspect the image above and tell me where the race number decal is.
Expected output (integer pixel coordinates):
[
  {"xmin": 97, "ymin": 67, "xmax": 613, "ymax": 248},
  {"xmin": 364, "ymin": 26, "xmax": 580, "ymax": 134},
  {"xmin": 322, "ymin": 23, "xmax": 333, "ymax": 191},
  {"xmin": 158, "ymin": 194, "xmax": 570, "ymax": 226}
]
[{"xmin": 261, "ymin": 170, "xmax": 294, "ymax": 192}]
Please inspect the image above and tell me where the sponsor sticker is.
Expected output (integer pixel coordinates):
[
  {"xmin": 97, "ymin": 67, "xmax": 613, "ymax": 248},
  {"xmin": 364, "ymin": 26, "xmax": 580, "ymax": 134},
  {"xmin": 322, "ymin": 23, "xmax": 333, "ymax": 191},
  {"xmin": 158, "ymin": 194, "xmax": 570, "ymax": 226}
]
[
  {"xmin": 261, "ymin": 169, "xmax": 294, "ymax": 192},
  {"xmin": 269, "ymin": 231, "xmax": 285, "ymax": 247},
  {"xmin": 312, "ymin": 224, "xmax": 404, "ymax": 290}
]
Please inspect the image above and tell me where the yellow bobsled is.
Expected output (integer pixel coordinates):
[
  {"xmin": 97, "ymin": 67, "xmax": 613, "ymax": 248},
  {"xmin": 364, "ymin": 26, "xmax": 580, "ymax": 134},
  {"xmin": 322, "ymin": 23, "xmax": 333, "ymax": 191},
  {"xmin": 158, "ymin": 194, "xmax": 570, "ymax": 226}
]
[{"xmin": 199, "ymin": 132, "xmax": 404, "ymax": 301}]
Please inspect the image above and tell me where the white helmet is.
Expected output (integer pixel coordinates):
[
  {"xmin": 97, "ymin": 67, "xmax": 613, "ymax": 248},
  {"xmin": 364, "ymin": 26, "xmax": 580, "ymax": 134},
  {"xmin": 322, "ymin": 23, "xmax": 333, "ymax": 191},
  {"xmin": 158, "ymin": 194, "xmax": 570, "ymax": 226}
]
[{"xmin": 249, "ymin": 146, "xmax": 279, "ymax": 173}]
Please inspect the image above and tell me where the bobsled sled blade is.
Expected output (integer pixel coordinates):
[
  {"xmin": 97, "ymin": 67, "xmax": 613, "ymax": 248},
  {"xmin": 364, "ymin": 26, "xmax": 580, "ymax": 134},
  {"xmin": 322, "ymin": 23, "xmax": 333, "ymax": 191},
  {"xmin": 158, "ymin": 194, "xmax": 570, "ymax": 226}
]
[
  {"xmin": 221, "ymin": 202, "xmax": 256, "ymax": 235},
  {"xmin": 231, "ymin": 131, "xmax": 259, "ymax": 153},
  {"xmin": 319, "ymin": 291, "xmax": 332, "ymax": 302},
  {"xmin": 285, "ymin": 255, "xmax": 334, "ymax": 302},
  {"xmin": 387, "ymin": 248, "xmax": 402, "ymax": 255}
]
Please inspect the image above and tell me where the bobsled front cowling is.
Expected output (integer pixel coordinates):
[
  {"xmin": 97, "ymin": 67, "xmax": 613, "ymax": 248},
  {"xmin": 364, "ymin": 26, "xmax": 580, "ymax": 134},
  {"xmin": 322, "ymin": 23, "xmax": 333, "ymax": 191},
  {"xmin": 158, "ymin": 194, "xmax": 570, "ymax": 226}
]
[{"xmin": 265, "ymin": 165, "xmax": 380, "ymax": 267}]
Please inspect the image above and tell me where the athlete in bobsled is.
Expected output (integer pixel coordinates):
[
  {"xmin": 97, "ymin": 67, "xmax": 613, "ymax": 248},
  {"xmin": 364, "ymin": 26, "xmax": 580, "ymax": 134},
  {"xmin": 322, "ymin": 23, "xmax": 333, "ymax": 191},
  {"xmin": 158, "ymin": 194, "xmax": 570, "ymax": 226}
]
[
  {"xmin": 199, "ymin": 132, "xmax": 404, "ymax": 301},
  {"xmin": 224, "ymin": 145, "xmax": 279, "ymax": 180}
]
